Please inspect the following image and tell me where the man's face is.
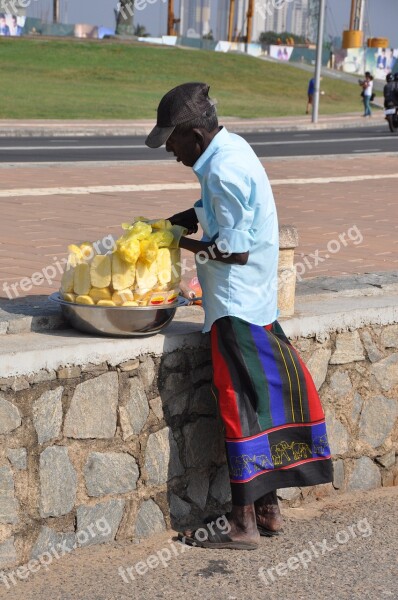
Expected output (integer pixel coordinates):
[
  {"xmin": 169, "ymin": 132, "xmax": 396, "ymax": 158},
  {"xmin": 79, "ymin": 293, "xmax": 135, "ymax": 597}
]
[{"xmin": 165, "ymin": 128, "xmax": 202, "ymax": 168}]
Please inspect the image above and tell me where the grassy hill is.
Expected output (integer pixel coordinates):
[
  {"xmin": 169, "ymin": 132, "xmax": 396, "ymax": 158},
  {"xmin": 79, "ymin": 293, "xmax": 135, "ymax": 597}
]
[{"xmin": 0, "ymin": 38, "xmax": 363, "ymax": 119}]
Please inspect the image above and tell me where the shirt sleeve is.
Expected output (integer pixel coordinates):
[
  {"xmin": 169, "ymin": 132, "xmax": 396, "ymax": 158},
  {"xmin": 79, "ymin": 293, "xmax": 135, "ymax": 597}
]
[{"xmin": 208, "ymin": 172, "xmax": 255, "ymax": 254}]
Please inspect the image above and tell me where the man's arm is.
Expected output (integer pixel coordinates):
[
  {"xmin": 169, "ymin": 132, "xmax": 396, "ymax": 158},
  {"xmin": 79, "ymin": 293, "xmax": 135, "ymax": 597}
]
[{"xmin": 179, "ymin": 236, "xmax": 249, "ymax": 266}]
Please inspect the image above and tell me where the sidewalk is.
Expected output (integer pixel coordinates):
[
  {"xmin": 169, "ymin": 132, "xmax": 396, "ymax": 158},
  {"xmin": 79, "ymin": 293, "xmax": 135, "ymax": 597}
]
[{"xmin": 0, "ymin": 111, "xmax": 385, "ymax": 137}]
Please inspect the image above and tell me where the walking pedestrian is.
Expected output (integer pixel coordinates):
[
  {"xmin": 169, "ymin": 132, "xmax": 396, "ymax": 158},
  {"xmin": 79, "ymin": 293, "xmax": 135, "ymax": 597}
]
[{"xmin": 361, "ymin": 73, "xmax": 373, "ymax": 117}]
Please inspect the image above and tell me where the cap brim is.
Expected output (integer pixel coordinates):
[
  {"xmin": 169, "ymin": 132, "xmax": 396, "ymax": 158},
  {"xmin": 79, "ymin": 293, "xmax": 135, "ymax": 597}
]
[{"xmin": 145, "ymin": 125, "xmax": 176, "ymax": 149}]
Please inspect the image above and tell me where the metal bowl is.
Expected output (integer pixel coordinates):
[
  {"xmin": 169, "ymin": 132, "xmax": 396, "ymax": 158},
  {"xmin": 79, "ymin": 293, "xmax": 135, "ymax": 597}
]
[{"xmin": 49, "ymin": 292, "xmax": 185, "ymax": 337}]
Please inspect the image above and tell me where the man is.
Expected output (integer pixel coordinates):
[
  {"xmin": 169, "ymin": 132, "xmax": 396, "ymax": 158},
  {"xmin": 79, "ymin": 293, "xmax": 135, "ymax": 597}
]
[
  {"xmin": 384, "ymin": 73, "xmax": 396, "ymax": 109},
  {"xmin": 10, "ymin": 15, "xmax": 23, "ymax": 37},
  {"xmin": 0, "ymin": 14, "xmax": 10, "ymax": 36},
  {"xmin": 146, "ymin": 83, "xmax": 333, "ymax": 550},
  {"xmin": 306, "ymin": 76, "xmax": 323, "ymax": 115}
]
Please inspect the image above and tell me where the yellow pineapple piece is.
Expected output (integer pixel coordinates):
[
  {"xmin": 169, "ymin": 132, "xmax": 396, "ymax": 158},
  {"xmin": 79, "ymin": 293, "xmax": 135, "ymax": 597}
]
[
  {"xmin": 112, "ymin": 289, "xmax": 135, "ymax": 306},
  {"xmin": 150, "ymin": 219, "xmax": 172, "ymax": 230},
  {"xmin": 170, "ymin": 249, "xmax": 182, "ymax": 285},
  {"xmin": 89, "ymin": 287, "xmax": 112, "ymax": 303},
  {"xmin": 68, "ymin": 244, "xmax": 84, "ymax": 262},
  {"xmin": 75, "ymin": 295, "xmax": 95, "ymax": 305},
  {"xmin": 90, "ymin": 255, "xmax": 112, "ymax": 289},
  {"xmin": 139, "ymin": 239, "xmax": 159, "ymax": 266},
  {"xmin": 74, "ymin": 263, "xmax": 91, "ymax": 295},
  {"xmin": 62, "ymin": 292, "xmax": 76, "ymax": 303},
  {"xmin": 157, "ymin": 248, "xmax": 172, "ymax": 285},
  {"xmin": 80, "ymin": 242, "xmax": 95, "ymax": 261},
  {"xmin": 60, "ymin": 265, "xmax": 75, "ymax": 294},
  {"xmin": 122, "ymin": 301, "xmax": 139, "ymax": 307},
  {"xmin": 125, "ymin": 221, "xmax": 152, "ymax": 241},
  {"xmin": 136, "ymin": 259, "xmax": 158, "ymax": 290},
  {"xmin": 116, "ymin": 238, "xmax": 141, "ymax": 266},
  {"xmin": 112, "ymin": 253, "xmax": 135, "ymax": 290},
  {"xmin": 96, "ymin": 300, "xmax": 117, "ymax": 307},
  {"xmin": 150, "ymin": 230, "xmax": 174, "ymax": 248}
]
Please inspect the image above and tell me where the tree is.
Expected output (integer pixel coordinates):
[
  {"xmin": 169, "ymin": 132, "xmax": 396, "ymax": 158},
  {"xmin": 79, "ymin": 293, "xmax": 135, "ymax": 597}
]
[
  {"xmin": 259, "ymin": 31, "xmax": 307, "ymax": 47},
  {"xmin": 114, "ymin": 0, "xmax": 134, "ymax": 36}
]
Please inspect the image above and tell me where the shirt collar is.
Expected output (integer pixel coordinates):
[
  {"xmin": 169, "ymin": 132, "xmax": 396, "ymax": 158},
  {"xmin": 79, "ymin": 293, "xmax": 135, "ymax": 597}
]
[{"xmin": 193, "ymin": 126, "xmax": 230, "ymax": 176}]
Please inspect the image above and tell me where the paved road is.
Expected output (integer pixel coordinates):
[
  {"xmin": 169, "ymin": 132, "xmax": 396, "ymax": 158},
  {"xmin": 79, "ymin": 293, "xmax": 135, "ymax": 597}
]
[{"xmin": 0, "ymin": 127, "xmax": 396, "ymax": 163}]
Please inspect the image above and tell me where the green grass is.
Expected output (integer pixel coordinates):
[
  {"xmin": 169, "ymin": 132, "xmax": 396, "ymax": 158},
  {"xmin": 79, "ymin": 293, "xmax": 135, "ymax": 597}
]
[{"xmin": 0, "ymin": 38, "xmax": 363, "ymax": 119}]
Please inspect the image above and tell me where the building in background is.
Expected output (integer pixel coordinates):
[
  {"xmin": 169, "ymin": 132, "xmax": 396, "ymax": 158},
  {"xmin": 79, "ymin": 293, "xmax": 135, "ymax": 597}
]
[
  {"xmin": 291, "ymin": 0, "xmax": 309, "ymax": 38},
  {"xmin": 181, "ymin": 0, "xmax": 211, "ymax": 37}
]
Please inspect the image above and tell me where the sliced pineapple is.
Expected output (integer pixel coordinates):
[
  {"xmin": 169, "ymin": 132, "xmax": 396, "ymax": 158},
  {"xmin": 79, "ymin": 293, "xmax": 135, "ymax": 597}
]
[
  {"xmin": 90, "ymin": 255, "xmax": 112, "ymax": 289},
  {"xmin": 157, "ymin": 248, "xmax": 172, "ymax": 286},
  {"xmin": 89, "ymin": 287, "xmax": 112, "ymax": 303},
  {"xmin": 150, "ymin": 229, "xmax": 174, "ymax": 248},
  {"xmin": 116, "ymin": 238, "xmax": 141, "ymax": 266},
  {"xmin": 68, "ymin": 244, "xmax": 84, "ymax": 262},
  {"xmin": 150, "ymin": 219, "xmax": 172, "ymax": 230},
  {"xmin": 62, "ymin": 292, "xmax": 76, "ymax": 303},
  {"xmin": 122, "ymin": 301, "xmax": 139, "ymax": 307},
  {"xmin": 75, "ymin": 295, "xmax": 95, "ymax": 305},
  {"xmin": 112, "ymin": 289, "xmax": 135, "ymax": 306},
  {"xmin": 96, "ymin": 300, "xmax": 117, "ymax": 307},
  {"xmin": 170, "ymin": 249, "xmax": 182, "ymax": 285},
  {"xmin": 125, "ymin": 221, "xmax": 152, "ymax": 241},
  {"xmin": 139, "ymin": 239, "xmax": 158, "ymax": 266},
  {"xmin": 136, "ymin": 259, "xmax": 158, "ymax": 290},
  {"xmin": 60, "ymin": 265, "xmax": 75, "ymax": 294},
  {"xmin": 74, "ymin": 263, "xmax": 91, "ymax": 295},
  {"xmin": 80, "ymin": 241, "xmax": 95, "ymax": 261},
  {"xmin": 112, "ymin": 253, "xmax": 135, "ymax": 290}
]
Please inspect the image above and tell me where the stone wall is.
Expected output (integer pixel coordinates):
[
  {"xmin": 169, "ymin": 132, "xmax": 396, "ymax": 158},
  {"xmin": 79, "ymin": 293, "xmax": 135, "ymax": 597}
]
[{"xmin": 0, "ymin": 323, "xmax": 397, "ymax": 569}]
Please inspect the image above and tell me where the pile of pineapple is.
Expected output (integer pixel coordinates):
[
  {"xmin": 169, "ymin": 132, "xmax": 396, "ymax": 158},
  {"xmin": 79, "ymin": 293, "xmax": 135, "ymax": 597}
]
[{"xmin": 60, "ymin": 219, "xmax": 183, "ymax": 307}]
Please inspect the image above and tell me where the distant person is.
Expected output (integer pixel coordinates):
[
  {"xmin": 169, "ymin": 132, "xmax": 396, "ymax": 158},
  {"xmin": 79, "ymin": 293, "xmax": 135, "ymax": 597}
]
[
  {"xmin": 0, "ymin": 14, "xmax": 10, "ymax": 36},
  {"xmin": 393, "ymin": 73, "xmax": 398, "ymax": 106},
  {"xmin": 10, "ymin": 15, "xmax": 23, "ymax": 36},
  {"xmin": 360, "ymin": 73, "xmax": 373, "ymax": 117},
  {"xmin": 377, "ymin": 49, "xmax": 387, "ymax": 70},
  {"xmin": 384, "ymin": 74, "xmax": 396, "ymax": 109},
  {"xmin": 306, "ymin": 76, "xmax": 323, "ymax": 115}
]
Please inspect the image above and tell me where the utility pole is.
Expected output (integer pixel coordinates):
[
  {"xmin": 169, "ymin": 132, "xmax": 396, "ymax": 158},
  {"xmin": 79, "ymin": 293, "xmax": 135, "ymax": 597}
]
[
  {"xmin": 167, "ymin": 0, "xmax": 175, "ymax": 35},
  {"xmin": 53, "ymin": 0, "xmax": 60, "ymax": 23},
  {"xmin": 228, "ymin": 0, "xmax": 236, "ymax": 42},
  {"xmin": 246, "ymin": 0, "xmax": 254, "ymax": 44},
  {"xmin": 312, "ymin": 0, "xmax": 326, "ymax": 124}
]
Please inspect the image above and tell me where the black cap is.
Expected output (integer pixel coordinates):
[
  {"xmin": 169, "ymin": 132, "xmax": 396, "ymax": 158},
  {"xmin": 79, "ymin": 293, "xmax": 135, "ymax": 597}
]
[{"xmin": 145, "ymin": 82, "xmax": 214, "ymax": 149}]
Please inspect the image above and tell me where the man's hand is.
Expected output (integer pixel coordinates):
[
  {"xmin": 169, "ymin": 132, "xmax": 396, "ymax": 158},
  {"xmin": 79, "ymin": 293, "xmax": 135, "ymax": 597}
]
[{"xmin": 168, "ymin": 208, "xmax": 199, "ymax": 235}]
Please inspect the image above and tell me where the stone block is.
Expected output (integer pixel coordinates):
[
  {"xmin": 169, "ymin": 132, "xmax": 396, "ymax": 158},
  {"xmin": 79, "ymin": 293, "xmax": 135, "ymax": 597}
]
[
  {"xmin": 119, "ymin": 359, "xmax": 139, "ymax": 373},
  {"xmin": 84, "ymin": 452, "xmax": 139, "ymax": 497},
  {"xmin": 0, "ymin": 396, "xmax": 21, "ymax": 434},
  {"xmin": 359, "ymin": 396, "xmax": 398, "ymax": 448},
  {"xmin": 0, "ymin": 466, "xmax": 18, "ymax": 524},
  {"xmin": 375, "ymin": 450, "xmax": 396, "ymax": 470},
  {"xmin": 76, "ymin": 499, "xmax": 125, "ymax": 547},
  {"xmin": 119, "ymin": 378, "xmax": 149, "ymax": 439},
  {"xmin": 33, "ymin": 387, "xmax": 63, "ymax": 445},
  {"xmin": 306, "ymin": 347, "xmax": 332, "ymax": 391},
  {"xmin": 0, "ymin": 537, "xmax": 17, "ymax": 569},
  {"xmin": 332, "ymin": 459, "xmax": 345, "ymax": 489},
  {"xmin": 57, "ymin": 366, "xmax": 81, "ymax": 380},
  {"xmin": 192, "ymin": 364, "xmax": 213, "ymax": 385},
  {"xmin": 360, "ymin": 330, "xmax": 383, "ymax": 363},
  {"xmin": 135, "ymin": 500, "xmax": 166, "ymax": 539},
  {"xmin": 170, "ymin": 494, "xmax": 191, "ymax": 520},
  {"xmin": 325, "ymin": 411, "xmax": 349, "ymax": 455},
  {"xmin": 330, "ymin": 331, "xmax": 365, "ymax": 365},
  {"xmin": 329, "ymin": 371, "xmax": 352, "ymax": 398},
  {"xmin": 7, "ymin": 448, "xmax": 27, "ymax": 470},
  {"xmin": 279, "ymin": 225, "xmax": 299, "ymax": 249},
  {"xmin": 144, "ymin": 427, "xmax": 184, "ymax": 485},
  {"xmin": 138, "ymin": 356, "xmax": 156, "ymax": 388},
  {"xmin": 11, "ymin": 377, "xmax": 30, "ymax": 392},
  {"xmin": 166, "ymin": 389, "xmax": 189, "ymax": 417},
  {"xmin": 190, "ymin": 385, "xmax": 217, "ymax": 416},
  {"xmin": 81, "ymin": 363, "xmax": 109, "ymax": 376},
  {"xmin": 380, "ymin": 325, "xmax": 398, "ymax": 349},
  {"xmin": 277, "ymin": 487, "xmax": 301, "ymax": 501},
  {"xmin": 64, "ymin": 373, "xmax": 118, "ymax": 439},
  {"xmin": 183, "ymin": 418, "xmax": 222, "ymax": 468},
  {"xmin": 26, "ymin": 370, "xmax": 57, "ymax": 384},
  {"xmin": 278, "ymin": 266, "xmax": 296, "ymax": 318},
  {"xmin": 209, "ymin": 465, "xmax": 232, "ymax": 505},
  {"xmin": 347, "ymin": 457, "xmax": 381, "ymax": 491},
  {"xmin": 39, "ymin": 446, "xmax": 77, "ymax": 518},
  {"xmin": 31, "ymin": 526, "xmax": 76, "ymax": 560},
  {"xmin": 149, "ymin": 396, "xmax": 164, "ymax": 421},
  {"xmin": 187, "ymin": 473, "xmax": 209, "ymax": 510},
  {"xmin": 371, "ymin": 355, "xmax": 398, "ymax": 392},
  {"xmin": 163, "ymin": 372, "xmax": 191, "ymax": 400},
  {"xmin": 162, "ymin": 351, "xmax": 187, "ymax": 372}
]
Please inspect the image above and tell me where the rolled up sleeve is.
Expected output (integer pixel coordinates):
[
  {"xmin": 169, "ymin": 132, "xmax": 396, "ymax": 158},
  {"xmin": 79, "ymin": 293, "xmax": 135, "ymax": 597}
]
[{"xmin": 209, "ymin": 174, "xmax": 254, "ymax": 254}]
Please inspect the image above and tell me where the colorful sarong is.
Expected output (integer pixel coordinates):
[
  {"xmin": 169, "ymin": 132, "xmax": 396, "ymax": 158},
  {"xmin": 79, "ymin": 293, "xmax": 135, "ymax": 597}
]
[{"xmin": 211, "ymin": 317, "xmax": 333, "ymax": 505}]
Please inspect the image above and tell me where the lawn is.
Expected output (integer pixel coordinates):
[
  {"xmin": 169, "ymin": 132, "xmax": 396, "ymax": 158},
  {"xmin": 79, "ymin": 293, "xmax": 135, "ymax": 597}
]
[{"xmin": 0, "ymin": 38, "xmax": 363, "ymax": 119}]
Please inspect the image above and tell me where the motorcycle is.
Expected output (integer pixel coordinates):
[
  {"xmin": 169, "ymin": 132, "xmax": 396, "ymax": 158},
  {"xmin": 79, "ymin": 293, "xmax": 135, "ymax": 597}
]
[{"xmin": 385, "ymin": 106, "xmax": 398, "ymax": 133}]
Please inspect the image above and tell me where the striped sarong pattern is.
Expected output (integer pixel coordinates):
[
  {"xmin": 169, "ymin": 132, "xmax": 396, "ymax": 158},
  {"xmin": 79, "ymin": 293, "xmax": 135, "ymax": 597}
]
[{"xmin": 211, "ymin": 317, "xmax": 333, "ymax": 505}]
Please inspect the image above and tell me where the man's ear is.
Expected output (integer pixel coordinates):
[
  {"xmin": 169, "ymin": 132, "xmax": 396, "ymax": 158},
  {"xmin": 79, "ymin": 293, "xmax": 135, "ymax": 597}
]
[{"xmin": 192, "ymin": 128, "xmax": 205, "ymax": 150}]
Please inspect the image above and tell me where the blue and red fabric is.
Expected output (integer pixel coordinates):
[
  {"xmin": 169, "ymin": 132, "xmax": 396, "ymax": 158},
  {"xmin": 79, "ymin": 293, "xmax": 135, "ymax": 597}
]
[{"xmin": 211, "ymin": 317, "xmax": 333, "ymax": 505}]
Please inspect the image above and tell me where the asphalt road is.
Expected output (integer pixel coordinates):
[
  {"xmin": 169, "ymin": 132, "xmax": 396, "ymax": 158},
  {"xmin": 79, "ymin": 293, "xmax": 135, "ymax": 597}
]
[{"xmin": 0, "ymin": 127, "xmax": 396, "ymax": 163}]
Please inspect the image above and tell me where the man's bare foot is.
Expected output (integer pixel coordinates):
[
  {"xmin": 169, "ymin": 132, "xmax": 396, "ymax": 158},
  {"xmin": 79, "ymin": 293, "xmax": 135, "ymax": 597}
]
[{"xmin": 255, "ymin": 490, "xmax": 283, "ymax": 533}]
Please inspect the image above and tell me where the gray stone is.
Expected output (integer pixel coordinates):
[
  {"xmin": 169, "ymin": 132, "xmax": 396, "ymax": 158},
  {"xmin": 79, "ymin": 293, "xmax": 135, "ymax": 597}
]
[
  {"xmin": 170, "ymin": 494, "xmax": 191, "ymax": 520},
  {"xmin": 31, "ymin": 526, "xmax": 76, "ymax": 560},
  {"xmin": 7, "ymin": 448, "xmax": 27, "ymax": 470},
  {"xmin": 0, "ymin": 396, "xmax": 21, "ymax": 434},
  {"xmin": 84, "ymin": 452, "xmax": 139, "ymax": 497},
  {"xmin": 375, "ymin": 450, "xmax": 396, "ymax": 470},
  {"xmin": 277, "ymin": 487, "xmax": 301, "ymax": 501},
  {"xmin": 33, "ymin": 387, "xmax": 63, "ymax": 444},
  {"xmin": 57, "ymin": 366, "xmax": 81, "ymax": 379},
  {"xmin": 144, "ymin": 427, "xmax": 184, "ymax": 485},
  {"xmin": 371, "ymin": 355, "xmax": 398, "ymax": 392},
  {"xmin": 190, "ymin": 385, "xmax": 217, "ymax": 416},
  {"xmin": 380, "ymin": 325, "xmax": 398, "ymax": 349},
  {"xmin": 11, "ymin": 377, "xmax": 29, "ymax": 392},
  {"xmin": 64, "ymin": 373, "xmax": 118, "ymax": 439},
  {"xmin": 26, "ymin": 369, "xmax": 57, "ymax": 384},
  {"xmin": 76, "ymin": 499, "xmax": 125, "ymax": 547},
  {"xmin": 325, "ymin": 411, "xmax": 349, "ymax": 455},
  {"xmin": 306, "ymin": 347, "xmax": 332, "ymax": 391},
  {"xmin": 351, "ymin": 392, "xmax": 363, "ymax": 423},
  {"xmin": 119, "ymin": 359, "xmax": 139, "ymax": 372},
  {"xmin": 150, "ymin": 396, "xmax": 164, "ymax": 421},
  {"xmin": 192, "ymin": 364, "xmax": 213, "ymax": 385},
  {"xmin": 163, "ymin": 372, "xmax": 191, "ymax": 400},
  {"xmin": 162, "ymin": 351, "xmax": 187, "ymax": 372},
  {"xmin": 167, "ymin": 389, "xmax": 189, "ymax": 417},
  {"xmin": 329, "ymin": 371, "xmax": 352, "ymax": 398},
  {"xmin": 0, "ymin": 537, "xmax": 17, "ymax": 569},
  {"xmin": 279, "ymin": 224, "xmax": 299, "ymax": 249},
  {"xmin": 119, "ymin": 378, "xmax": 149, "ymax": 440},
  {"xmin": 0, "ymin": 466, "xmax": 18, "ymax": 524},
  {"xmin": 184, "ymin": 418, "xmax": 222, "ymax": 468},
  {"xmin": 138, "ymin": 356, "xmax": 156, "ymax": 388},
  {"xmin": 187, "ymin": 473, "xmax": 209, "ymax": 510},
  {"xmin": 39, "ymin": 446, "xmax": 77, "ymax": 518},
  {"xmin": 81, "ymin": 363, "xmax": 109, "ymax": 376},
  {"xmin": 135, "ymin": 500, "xmax": 166, "ymax": 539},
  {"xmin": 347, "ymin": 457, "xmax": 381, "ymax": 491},
  {"xmin": 361, "ymin": 330, "xmax": 383, "ymax": 363},
  {"xmin": 333, "ymin": 460, "xmax": 345, "ymax": 489},
  {"xmin": 330, "ymin": 331, "xmax": 365, "ymax": 365},
  {"xmin": 209, "ymin": 465, "xmax": 232, "ymax": 505},
  {"xmin": 359, "ymin": 396, "xmax": 398, "ymax": 448}
]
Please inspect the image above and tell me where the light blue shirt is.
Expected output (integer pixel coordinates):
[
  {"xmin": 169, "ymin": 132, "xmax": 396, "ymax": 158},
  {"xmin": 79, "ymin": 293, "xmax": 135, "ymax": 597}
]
[{"xmin": 192, "ymin": 127, "xmax": 279, "ymax": 333}]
